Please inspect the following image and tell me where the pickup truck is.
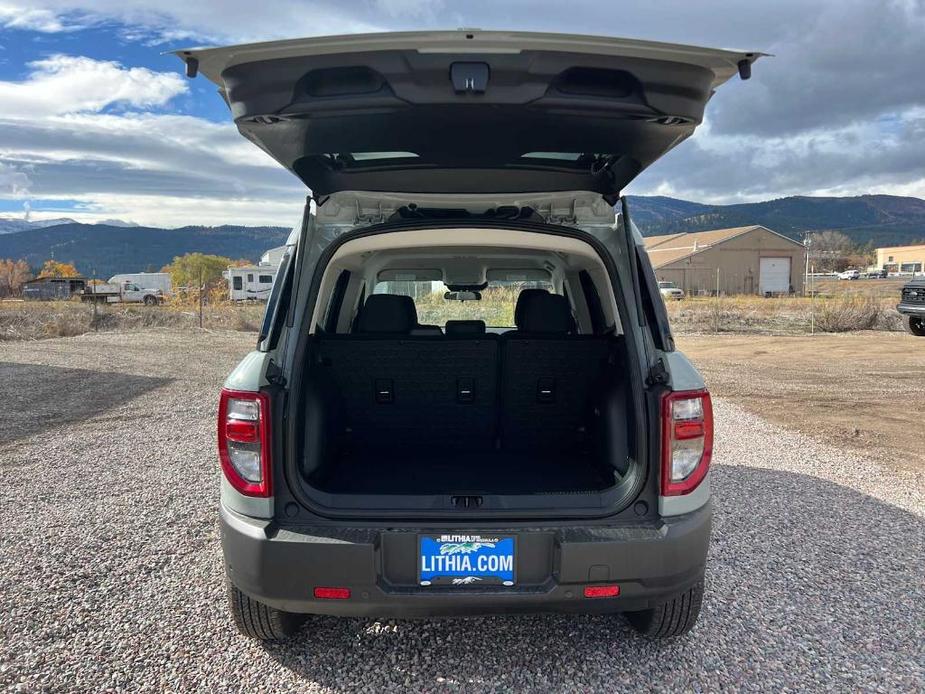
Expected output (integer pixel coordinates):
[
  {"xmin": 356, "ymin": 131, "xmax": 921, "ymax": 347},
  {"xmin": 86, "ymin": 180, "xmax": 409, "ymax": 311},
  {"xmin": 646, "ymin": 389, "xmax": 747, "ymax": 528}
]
[
  {"xmin": 81, "ymin": 282, "xmax": 163, "ymax": 305},
  {"xmin": 897, "ymin": 279, "xmax": 925, "ymax": 336}
]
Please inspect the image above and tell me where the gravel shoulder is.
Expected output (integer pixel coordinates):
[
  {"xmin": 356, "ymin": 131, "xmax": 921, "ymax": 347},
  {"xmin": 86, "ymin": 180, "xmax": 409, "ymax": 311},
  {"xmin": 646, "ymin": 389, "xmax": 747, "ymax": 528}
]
[{"xmin": 1, "ymin": 329, "xmax": 923, "ymax": 692}]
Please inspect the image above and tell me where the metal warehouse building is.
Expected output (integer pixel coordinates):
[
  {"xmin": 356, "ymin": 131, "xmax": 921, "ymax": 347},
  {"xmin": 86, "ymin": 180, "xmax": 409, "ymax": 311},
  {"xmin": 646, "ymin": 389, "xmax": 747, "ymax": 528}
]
[{"xmin": 644, "ymin": 225, "xmax": 805, "ymax": 296}]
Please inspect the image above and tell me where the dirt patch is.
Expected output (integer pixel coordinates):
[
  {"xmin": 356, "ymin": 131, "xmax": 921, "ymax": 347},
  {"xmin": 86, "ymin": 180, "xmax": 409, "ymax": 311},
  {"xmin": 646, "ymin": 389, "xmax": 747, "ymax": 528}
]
[{"xmin": 678, "ymin": 331, "xmax": 925, "ymax": 475}]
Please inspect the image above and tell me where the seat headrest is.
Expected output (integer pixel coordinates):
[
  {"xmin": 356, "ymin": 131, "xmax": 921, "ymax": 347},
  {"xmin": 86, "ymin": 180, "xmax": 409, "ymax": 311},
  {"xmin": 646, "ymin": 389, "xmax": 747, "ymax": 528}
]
[
  {"xmin": 514, "ymin": 289, "xmax": 575, "ymax": 334},
  {"xmin": 445, "ymin": 320, "xmax": 486, "ymax": 336},
  {"xmin": 356, "ymin": 294, "xmax": 418, "ymax": 333}
]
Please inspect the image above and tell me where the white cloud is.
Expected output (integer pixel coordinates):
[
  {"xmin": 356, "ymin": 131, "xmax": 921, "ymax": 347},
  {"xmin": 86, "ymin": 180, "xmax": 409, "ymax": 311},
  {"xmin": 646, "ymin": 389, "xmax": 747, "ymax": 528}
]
[
  {"xmin": 20, "ymin": 192, "xmax": 304, "ymax": 227},
  {"xmin": 0, "ymin": 162, "xmax": 32, "ymax": 196},
  {"xmin": 629, "ymin": 107, "xmax": 925, "ymax": 203},
  {"xmin": 0, "ymin": 0, "xmax": 923, "ymax": 225},
  {"xmin": 0, "ymin": 1, "xmax": 384, "ymax": 43},
  {"xmin": 0, "ymin": 4, "xmax": 67, "ymax": 32},
  {"xmin": 0, "ymin": 55, "xmax": 186, "ymax": 118},
  {"xmin": 0, "ymin": 54, "xmax": 303, "ymax": 226}
]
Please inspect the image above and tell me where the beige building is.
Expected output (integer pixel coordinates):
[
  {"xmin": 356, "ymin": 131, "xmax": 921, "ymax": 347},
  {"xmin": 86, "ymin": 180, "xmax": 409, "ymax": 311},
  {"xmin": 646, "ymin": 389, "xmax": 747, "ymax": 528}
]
[
  {"xmin": 876, "ymin": 244, "xmax": 925, "ymax": 274},
  {"xmin": 644, "ymin": 225, "xmax": 805, "ymax": 295}
]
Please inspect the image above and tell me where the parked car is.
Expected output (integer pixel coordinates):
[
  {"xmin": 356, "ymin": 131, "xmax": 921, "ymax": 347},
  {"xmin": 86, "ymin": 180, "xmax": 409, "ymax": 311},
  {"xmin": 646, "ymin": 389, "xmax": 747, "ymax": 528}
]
[
  {"xmin": 178, "ymin": 30, "xmax": 759, "ymax": 641},
  {"xmin": 897, "ymin": 279, "xmax": 925, "ymax": 336},
  {"xmin": 861, "ymin": 269, "xmax": 888, "ymax": 279},
  {"xmin": 658, "ymin": 280, "xmax": 685, "ymax": 301},
  {"xmin": 837, "ymin": 269, "xmax": 860, "ymax": 280}
]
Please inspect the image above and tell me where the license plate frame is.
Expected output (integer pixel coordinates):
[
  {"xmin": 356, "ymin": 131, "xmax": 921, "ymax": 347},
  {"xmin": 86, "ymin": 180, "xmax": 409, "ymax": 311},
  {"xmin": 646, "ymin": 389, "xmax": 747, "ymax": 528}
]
[{"xmin": 418, "ymin": 534, "xmax": 516, "ymax": 586}]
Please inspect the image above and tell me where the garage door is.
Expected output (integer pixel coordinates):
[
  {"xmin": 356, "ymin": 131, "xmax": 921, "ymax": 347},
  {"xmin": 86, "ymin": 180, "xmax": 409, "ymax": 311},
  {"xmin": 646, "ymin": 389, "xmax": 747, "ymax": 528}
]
[{"xmin": 759, "ymin": 257, "xmax": 791, "ymax": 294}]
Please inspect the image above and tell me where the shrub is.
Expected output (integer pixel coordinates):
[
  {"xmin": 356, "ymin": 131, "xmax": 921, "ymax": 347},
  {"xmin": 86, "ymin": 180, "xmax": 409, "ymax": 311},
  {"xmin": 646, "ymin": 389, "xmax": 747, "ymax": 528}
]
[{"xmin": 814, "ymin": 295, "xmax": 883, "ymax": 332}]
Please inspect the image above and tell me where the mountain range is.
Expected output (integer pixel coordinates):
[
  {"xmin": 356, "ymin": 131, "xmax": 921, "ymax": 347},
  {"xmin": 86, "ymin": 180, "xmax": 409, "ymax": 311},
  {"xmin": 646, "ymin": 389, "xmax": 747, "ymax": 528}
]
[
  {"xmin": 0, "ymin": 222, "xmax": 289, "ymax": 279},
  {"xmin": 0, "ymin": 193, "xmax": 922, "ymax": 278},
  {"xmin": 627, "ymin": 194, "xmax": 925, "ymax": 246}
]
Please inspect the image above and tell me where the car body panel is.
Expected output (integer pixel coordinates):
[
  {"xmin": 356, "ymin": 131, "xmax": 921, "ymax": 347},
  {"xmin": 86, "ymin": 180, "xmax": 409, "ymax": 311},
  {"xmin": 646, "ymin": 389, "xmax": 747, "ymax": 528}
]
[
  {"xmin": 196, "ymin": 30, "xmax": 729, "ymax": 621},
  {"xmin": 898, "ymin": 280, "xmax": 925, "ymax": 315},
  {"xmin": 174, "ymin": 30, "xmax": 762, "ymax": 197},
  {"xmin": 221, "ymin": 500, "xmax": 710, "ymax": 616}
]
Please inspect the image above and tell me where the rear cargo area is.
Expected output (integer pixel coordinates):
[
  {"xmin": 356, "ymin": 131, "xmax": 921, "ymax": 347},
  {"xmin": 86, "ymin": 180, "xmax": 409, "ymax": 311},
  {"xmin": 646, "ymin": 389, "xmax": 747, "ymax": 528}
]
[
  {"xmin": 300, "ymin": 326, "xmax": 629, "ymax": 499},
  {"xmin": 313, "ymin": 450, "xmax": 614, "ymax": 495}
]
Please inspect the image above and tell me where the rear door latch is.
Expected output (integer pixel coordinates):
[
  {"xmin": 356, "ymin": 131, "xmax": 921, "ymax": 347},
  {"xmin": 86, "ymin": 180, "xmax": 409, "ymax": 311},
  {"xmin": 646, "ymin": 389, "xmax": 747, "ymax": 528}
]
[
  {"xmin": 451, "ymin": 495, "xmax": 483, "ymax": 509},
  {"xmin": 450, "ymin": 62, "xmax": 490, "ymax": 93}
]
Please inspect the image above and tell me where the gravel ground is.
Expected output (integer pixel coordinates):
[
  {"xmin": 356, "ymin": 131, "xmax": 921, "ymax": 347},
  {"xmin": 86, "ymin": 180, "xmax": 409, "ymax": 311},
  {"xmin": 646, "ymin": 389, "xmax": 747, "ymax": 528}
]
[{"xmin": 1, "ymin": 329, "xmax": 923, "ymax": 693}]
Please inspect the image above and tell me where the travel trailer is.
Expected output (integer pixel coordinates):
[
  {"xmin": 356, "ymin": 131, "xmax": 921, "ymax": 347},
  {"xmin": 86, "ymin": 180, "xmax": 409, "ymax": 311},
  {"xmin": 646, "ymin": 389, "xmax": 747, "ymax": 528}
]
[
  {"xmin": 225, "ymin": 265, "xmax": 278, "ymax": 301},
  {"xmin": 225, "ymin": 245, "xmax": 287, "ymax": 301}
]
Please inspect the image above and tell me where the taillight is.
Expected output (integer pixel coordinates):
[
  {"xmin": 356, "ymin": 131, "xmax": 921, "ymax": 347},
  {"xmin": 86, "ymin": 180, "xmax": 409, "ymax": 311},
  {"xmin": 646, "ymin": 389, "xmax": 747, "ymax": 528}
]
[
  {"xmin": 661, "ymin": 389, "xmax": 713, "ymax": 496},
  {"xmin": 218, "ymin": 389, "xmax": 271, "ymax": 497}
]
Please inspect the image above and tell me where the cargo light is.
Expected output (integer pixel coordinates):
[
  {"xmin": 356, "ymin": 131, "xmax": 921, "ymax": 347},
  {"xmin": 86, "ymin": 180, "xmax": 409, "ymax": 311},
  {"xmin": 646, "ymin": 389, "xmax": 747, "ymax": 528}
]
[
  {"xmin": 314, "ymin": 587, "xmax": 351, "ymax": 600},
  {"xmin": 584, "ymin": 585, "xmax": 620, "ymax": 598},
  {"xmin": 661, "ymin": 390, "xmax": 713, "ymax": 496},
  {"xmin": 218, "ymin": 389, "xmax": 271, "ymax": 497}
]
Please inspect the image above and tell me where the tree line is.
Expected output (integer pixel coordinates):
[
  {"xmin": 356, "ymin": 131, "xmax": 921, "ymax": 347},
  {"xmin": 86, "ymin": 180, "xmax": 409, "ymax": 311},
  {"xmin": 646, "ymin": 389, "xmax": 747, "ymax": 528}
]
[
  {"xmin": 805, "ymin": 231, "xmax": 879, "ymax": 273},
  {"xmin": 0, "ymin": 253, "xmax": 252, "ymax": 298}
]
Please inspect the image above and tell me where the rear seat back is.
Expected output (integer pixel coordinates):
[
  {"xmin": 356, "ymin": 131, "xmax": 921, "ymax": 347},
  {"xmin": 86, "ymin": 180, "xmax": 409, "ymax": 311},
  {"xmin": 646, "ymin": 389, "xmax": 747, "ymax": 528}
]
[
  {"xmin": 316, "ymin": 295, "xmax": 497, "ymax": 452},
  {"xmin": 316, "ymin": 337, "xmax": 498, "ymax": 452},
  {"xmin": 499, "ymin": 290, "xmax": 612, "ymax": 452},
  {"xmin": 313, "ymin": 291, "xmax": 612, "ymax": 457}
]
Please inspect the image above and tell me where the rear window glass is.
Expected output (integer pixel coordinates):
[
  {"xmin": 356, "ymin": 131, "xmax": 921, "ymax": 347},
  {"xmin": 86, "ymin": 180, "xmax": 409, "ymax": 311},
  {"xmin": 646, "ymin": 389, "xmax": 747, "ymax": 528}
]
[{"xmin": 372, "ymin": 279, "xmax": 554, "ymax": 328}]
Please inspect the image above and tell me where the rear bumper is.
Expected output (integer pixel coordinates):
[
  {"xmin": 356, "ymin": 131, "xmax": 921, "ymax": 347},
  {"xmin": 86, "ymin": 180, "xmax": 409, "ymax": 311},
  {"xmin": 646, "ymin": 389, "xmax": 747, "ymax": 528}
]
[{"xmin": 221, "ymin": 502, "xmax": 712, "ymax": 617}]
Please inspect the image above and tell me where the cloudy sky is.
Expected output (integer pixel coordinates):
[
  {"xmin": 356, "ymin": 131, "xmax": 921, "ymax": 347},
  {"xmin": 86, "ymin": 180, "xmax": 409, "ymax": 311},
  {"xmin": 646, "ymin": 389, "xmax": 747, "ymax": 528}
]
[{"xmin": 0, "ymin": 0, "xmax": 922, "ymax": 227}]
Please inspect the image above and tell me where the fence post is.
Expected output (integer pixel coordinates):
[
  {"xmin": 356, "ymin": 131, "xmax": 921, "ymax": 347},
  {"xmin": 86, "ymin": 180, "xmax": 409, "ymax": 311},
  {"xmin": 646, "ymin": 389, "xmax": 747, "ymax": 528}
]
[
  {"xmin": 810, "ymin": 263, "xmax": 815, "ymax": 336},
  {"xmin": 198, "ymin": 268, "xmax": 204, "ymax": 329},
  {"xmin": 91, "ymin": 271, "xmax": 97, "ymax": 330}
]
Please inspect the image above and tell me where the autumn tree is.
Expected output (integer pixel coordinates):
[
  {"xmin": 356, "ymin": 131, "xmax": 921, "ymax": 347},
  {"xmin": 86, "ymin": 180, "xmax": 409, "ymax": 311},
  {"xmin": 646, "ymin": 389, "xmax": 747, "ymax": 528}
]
[
  {"xmin": 806, "ymin": 230, "xmax": 858, "ymax": 272},
  {"xmin": 0, "ymin": 258, "xmax": 32, "ymax": 297},
  {"xmin": 37, "ymin": 260, "xmax": 81, "ymax": 278},
  {"xmin": 162, "ymin": 253, "xmax": 235, "ymax": 289}
]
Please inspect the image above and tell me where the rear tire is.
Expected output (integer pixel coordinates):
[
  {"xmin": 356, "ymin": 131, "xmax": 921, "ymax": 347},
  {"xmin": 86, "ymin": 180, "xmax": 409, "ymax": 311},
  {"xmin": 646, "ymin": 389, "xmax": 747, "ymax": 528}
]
[
  {"xmin": 626, "ymin": 579, "xmax": 704, "ymax": 639},
  {"xmin": 226, "ymin": 581, "xmax": 306, "ymax": 641},
  {"xmin": 904, "ymin": 315, "xmax": 925, "ymax": 337}
]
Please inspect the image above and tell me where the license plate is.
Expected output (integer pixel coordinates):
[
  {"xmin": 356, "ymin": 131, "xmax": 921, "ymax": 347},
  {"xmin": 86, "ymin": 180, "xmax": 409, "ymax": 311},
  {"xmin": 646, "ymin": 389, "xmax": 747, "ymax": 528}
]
[{"xmin": 419, "ymin": 534, "xmax": 516, "ymax": 586}]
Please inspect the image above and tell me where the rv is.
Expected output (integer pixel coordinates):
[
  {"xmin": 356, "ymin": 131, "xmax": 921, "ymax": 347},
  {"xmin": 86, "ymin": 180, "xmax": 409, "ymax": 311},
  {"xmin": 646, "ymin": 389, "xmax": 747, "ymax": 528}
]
[
  {"xmin": 259, "ymin": 246, "xmax": 287, "ymax": 267},
  {"xmin": 225, "ymin": 265, "xmax": 277, "ymax": 301}
]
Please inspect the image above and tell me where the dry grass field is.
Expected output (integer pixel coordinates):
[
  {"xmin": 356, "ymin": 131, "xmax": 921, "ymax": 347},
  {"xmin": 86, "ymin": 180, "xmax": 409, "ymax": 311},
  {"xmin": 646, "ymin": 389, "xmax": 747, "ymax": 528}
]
[
  {"xmin": 679, "ymin": 331, "xmax": 925, "ymax": 475},
  {"xmin": 664, "ymin": 293, "xmax": 903, "ymax": 335},
  {"xmin": 0, "ymin": 298, "xmax": 265, "ymax": 341}
]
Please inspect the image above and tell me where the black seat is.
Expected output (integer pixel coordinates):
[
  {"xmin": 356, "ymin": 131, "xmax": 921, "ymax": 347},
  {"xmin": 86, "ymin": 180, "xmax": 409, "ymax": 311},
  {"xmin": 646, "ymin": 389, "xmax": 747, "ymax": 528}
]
[
  {"xmin": 508, "ymin": 288, "xmax": 576, "ymax": 335},
  {"xmin": 355, "ymin": 294, "xmax": 442, "ymax": 335},
  {"xmin": 356, "ymin": 294, "xmax": 417, "ymax": 334},
  {"xmin": 500, "ymin": 289, "xmax": 611, "ymax": 452}
]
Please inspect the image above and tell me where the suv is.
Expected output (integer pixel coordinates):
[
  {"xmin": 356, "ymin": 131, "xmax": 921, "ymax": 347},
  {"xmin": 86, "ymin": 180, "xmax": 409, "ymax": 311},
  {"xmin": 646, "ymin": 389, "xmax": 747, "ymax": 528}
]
[
  {"xmin": 898, "ymin": 279, "xmax": 925, "ymax": 336},
  {"xmin": 179, "ymin": 30, "xmax": 759, "ymax": 640},
  {"xmin": 658, "ymin": 280, "xmax": 685, "ymax": 301}
]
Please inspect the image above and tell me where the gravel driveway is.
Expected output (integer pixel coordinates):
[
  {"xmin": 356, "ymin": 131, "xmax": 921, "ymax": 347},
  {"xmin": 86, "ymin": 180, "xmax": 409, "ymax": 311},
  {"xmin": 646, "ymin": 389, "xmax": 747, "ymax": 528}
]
[{"xmin": 1, "ymin": 330, "xmax": 922, "ymax": 692}]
